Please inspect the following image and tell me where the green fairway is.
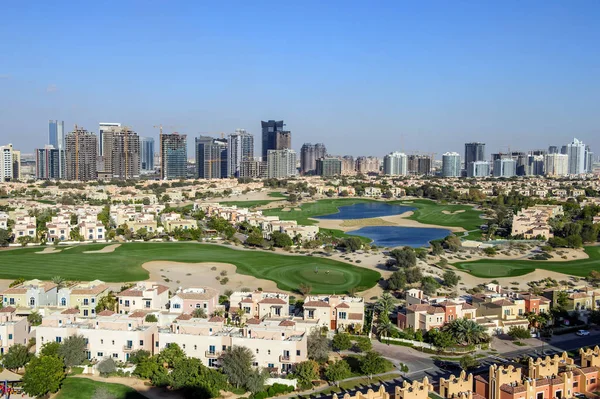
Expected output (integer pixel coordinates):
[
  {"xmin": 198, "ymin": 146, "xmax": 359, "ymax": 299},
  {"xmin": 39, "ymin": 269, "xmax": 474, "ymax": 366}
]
[
  {"xmin": 220, "ymin": 199, "xmax": 280, "ymax": 208},
  {"xmin": 55, "ymin": 377, "xmax": 145, "ymax": 399},
  {"xmin": 268, "ymin": 191, "xmax": 288, "ymax": 198},
  {"xmin": 454, "ymin": 246, "xmax": 600, "ymax": 278},
  {"xmin": 393, "ymin": 199, "xmax": 484, "ymax": 231},
  {"xmin": 263, "ymin": 198, "xmax": 379, "ymax": 225},
  {"xmin": 0, "ymin": 243, "xmax": 380, "ymax": 293}
]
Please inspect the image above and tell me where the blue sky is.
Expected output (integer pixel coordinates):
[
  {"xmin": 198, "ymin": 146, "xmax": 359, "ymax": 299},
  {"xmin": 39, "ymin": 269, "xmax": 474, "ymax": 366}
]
[{"xmin": 1, "ymin": 1, "xmax": 599, "ymax": 158}]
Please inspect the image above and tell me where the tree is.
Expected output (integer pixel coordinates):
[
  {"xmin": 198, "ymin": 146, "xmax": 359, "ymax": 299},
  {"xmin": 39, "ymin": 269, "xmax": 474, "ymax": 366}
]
[
  {"xmin": 420, "ymin": 276, "xmax": 441, "ymax": 296},
  {"xmin": 556, "ymin": 291, "xmax": 570, "ymax": 311},
  {"xmin": 246, "ymin": 231, "xmax": 264, "ymax": 247},
  {"xmin": 22, "ymin": 355, "xmax": 66, "ymax": 398},
  {"xmin": 0, "ymin": 229, "xmax": 12, "ymax": 247},
  {"xmin": 332, "ymin": 333, "xmax": 352, "ymax": 352},
  {"xmin": 272, "ymin": 231, "xmax": 293, "ymax": 248},
  {"xmin": 325, "ymin": 360, "xmax": 351, "ymax": 387},
  {"xmin": 389, "ymin": 248, "xmax": 416, "ymax": 268},
  {"xmin": 376, "ymin": 320, "xmax": 395, "ymax": 345},
  {"xmin": 192, "ymin": 308, "xmax": 207, "ymax": 318},
  {"xmin": 430, "ymin": 241, "xmax": 444, "ymax": 256},
  {"xmin": 508, "ymin": 326, "xmax": 531, "ymax": 340},
  {"xmin": 97, "ymin": 357, "xmax": 117, "ymax": 376},
  {"xmin": 341, "ymin": 237, "xmax": 362, "ymax": 252},
  {"xmin": 58, "ymin": 335, "xmax": 87, "ymax": 368},
  {"xmin": 245, "ymin": 368, "xmax": 269, "ymax": 394},
  {"xmin": 299, "ymin": 283, "xmax": 312, "ymax": 296},
  {"xmin": 294, "ymin": 360, "xmax": 319, "ymax": 388},
  {"xmin": 28, "ymin": 311, "xmax": 43, "ymax": 326},
  {"xmin": 442, "ymin": 270, "xmax": 460, "ymax": 287},
  {"xmin": 52, "ymin": 275, "xmax": 66, "ymax": 290},
  {"xmin": 443, "ymin": 235, "xmax": 462, "ymax": 252},
  {"xmin": 9, "ymin": 277, "xmax": 25, "ymax": 288},
  {"xmin": 442, "ymin": 319, "xmax": 489, "ymax": 345},
  {"xmin": 40, "ymin": 341, "xmax": 62, "ymax": 357},
  {"xmin": 355, "ymin": 339, "xmax": 372, "ymax": 353},
  {"xmin": 428, "ymin": 330, "xmax": 456, "ymax": 351},
  {"xmin": 405, "ymin": 267, "xmax": 423, "ymax": 284},
  {"xmin": 221, "ymin": 346, "xmax": 254, "ymax": 388},
  {"xmin": 307, "ymin": 329, "xmax": 330, "ymax": 362},
  {"xmin": 145, "ymin": 314, "xmax": 158, "ymax": 323},
  {"xmin": 387, "ymin": 270, "xmax": 407, "ymax": 291},
  {"xmin": 459, "ymin": 355, "xmax": 478, "ymax": 370},
  {"xmin": 128, "ymin": 349, "xmax": 150, "ymax": 365},
  {"xmin": 2, "ymin": 344, "xmax": 33, "ymax": 370},
  {"xmin": 95, "ymin": 292, "xmax": 117, "ymax": 313},
  {"xmin": 157, "ymin": 343, "xmax": 186, "ymax": 368},
  {"xmin": 375, "ymin": 292, "xmax": 395, "ymax": 318},
  {"xmin": 360, "ymin": 351, "xmax": 387, "ymax": 380}
]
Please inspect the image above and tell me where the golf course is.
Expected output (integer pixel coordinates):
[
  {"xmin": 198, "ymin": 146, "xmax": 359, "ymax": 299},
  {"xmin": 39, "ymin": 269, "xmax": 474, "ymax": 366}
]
[
  {"xmin": 453, "ymin": 246, "xmax": 600, "ymax": 278},
  {"xmin": 0, "ymin": 242, "xmax": 380, "ymax": 293}
]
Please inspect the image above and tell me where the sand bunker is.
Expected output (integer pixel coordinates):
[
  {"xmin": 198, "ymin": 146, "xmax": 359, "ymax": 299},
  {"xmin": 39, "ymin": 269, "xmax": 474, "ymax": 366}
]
[
  {"xmin": 83, "ymin": 244, "xmax": 121, "ymax": 254},
  {"xmin": 35, "ymin": 247, "xmax": 62, "ymax": 254},
  {"xmin": 141, "ymin": 261, "xmax": 282, "ymax": 293},
  {"xmin": 442, "ymin": 210, "xmax": 466, "ymax": 215},
  {"xmin": 340, "ymin": 218, "xmax": 396, "ymax": 228}
]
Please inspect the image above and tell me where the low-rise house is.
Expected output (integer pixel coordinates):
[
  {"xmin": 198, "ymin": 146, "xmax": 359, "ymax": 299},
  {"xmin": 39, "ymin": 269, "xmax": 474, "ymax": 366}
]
[
  {"xmin": 397, "ymin": 300, "xmax": 477, "ymax": 331},
  {"xmin": 170, "ymin": 287, "xmax": 220, "ymax": 315},
  {"xmin": 511, "ymin": 205, "xmax": 563, "ymax": 239},
  {"xmin": 117, "ymin": 282, "xmax": 169, "ymax": 314},
  {"xmin": 229, "ymin": 291, "xmax": 290, "ymax": 320},
  {"xmin": 2, "ymin": 279, "xmax": 57, "ymax": 309},
  {"xmin": 78, "ymin": 220, "xmax": 105, "ymax": 241},
  {"xmin": 0, "ymin": 212, "xmax": 8, "ymax": 230},
  {"xmin": 302, "ymin": 295, "xmax": 364, "ymax": 331},
  {"xmin": 13, "ymin": 216, "xmax": 36, "ymax": 239},
  {"xmin": 0, "ymin": 306, "xmax": 29, "ymax": 355},
  {"xmin": 57, "ymin": 280, "xmax": 110, "ymax": 317},
  {"xmin": 46, "ymin": 218, "xmax": 71, "ymax": 242}
]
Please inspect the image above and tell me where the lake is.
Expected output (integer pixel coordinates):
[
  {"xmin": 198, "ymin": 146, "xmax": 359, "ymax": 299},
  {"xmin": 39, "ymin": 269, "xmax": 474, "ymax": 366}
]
[
  {"xmin": 314, "ymin": 202, "xmax": 414, "ymax": 220},
  {"xmin": 347, "ymin": 226, "xmax": 452, "ymax": 248}
]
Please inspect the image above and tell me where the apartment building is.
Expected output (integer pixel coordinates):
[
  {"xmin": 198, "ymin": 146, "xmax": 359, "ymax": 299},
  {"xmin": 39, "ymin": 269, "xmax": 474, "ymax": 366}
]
[
  {"xmin": 170, "ymin": 287, "xmax": 220, "ymax": 315},
  {"xmin": 511, "ymin": 205, "xmax": 563, "ymax": 239},
  {"xmin": 78, "ymin": 220, "xmax": 105, "ymax": 241},
  {"xmin": 117, "ymin": 282, "xmax": 169, "ymax": 313},
  {"xmin": 0, "ymin": 307, "xmax": 29, "ymax": 355},
  {"xmin": 2, "ymin": 279, "xmax": 58, "ymax": 309},
  {"xmin": 13, "ymin": 215, "xmax": 36, "ymax": 239},
  {"xmin": 302, "ymin": 295, "xmax": 364, "ymax": 331},
  {"xmin": 57, "ymin": 280, "xmax": 110, "ymax": 317},
  {"xmin": 229, "ymin": 291, "xmax": 290, "ymax": 320},
  {"xmin": 158, "ymin": 316, "xmax": 307, "ymax": 372},
  {"xmin": 543, "ymin": 287, "xmax": 600, "ymax": 312},
  {"xmin": 35, "ymin": 310, "xmax": 157, "ymax": 362}
]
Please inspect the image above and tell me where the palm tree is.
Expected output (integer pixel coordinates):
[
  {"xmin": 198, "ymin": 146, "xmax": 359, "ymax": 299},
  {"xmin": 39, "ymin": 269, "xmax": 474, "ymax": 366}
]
[
  {"xmin": 375, "ymin": 292, "xmax": 395, "ymax": 318},
  {"xmin": 235, "ymin": 308, "xmax": 246, "ymax": 326},
  {"xmin": 192, "ymin": 308, "xmax": 207, "ymax": 318},
  {"xmin": 52, "ymin": 276, "xmax": 66, "ymax": 290},
  {"xmin": 211, "ymin": 309, "xmax": 225, "ymax": 317},
  {"xmin": 377, "ymin": 320, "xmax": 395, "ymax": 345},
  {"xmin": 442, "ymin": 318, "xmax": 489, "ymax": 345}
]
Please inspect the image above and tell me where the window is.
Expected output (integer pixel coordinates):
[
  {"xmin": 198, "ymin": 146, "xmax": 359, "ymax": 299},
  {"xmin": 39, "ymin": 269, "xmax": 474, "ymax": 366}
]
[
  {"xmin": 209, "ymin": 359, "xmax": 218, "ymax": 367},
  {"xmin": 244, "ymin": 307, "xmax": 251, "ymax": 314},
  {"xmin": 209, "ymin": 345, "xmax": 216, "ymax": 354},
  {"xmin": 274, "ymin": 307, "xmax": 281, "ymax": 316},
  {"xmin": 9, "ymin": 298, "xmax": 14, "ymax": 305},
  {"xmin": 308, "ymin": 310, "xmax": 314, "ymax": 319},
  {"xmin": 196, "ymin": 304, "xmax": 201, "ymax": 309},
  {"xmin": 139, "ymin": 340, "xmax": 144, "ymax": 346},
  {"xmin": 60, "ymin": 298, "xmax": 66, "ymax": 306},
  {"xmin": 537, "ymin": 393, "xmax": 544, "ymax": 399},
  {"xmin": 268, "ymin": 363, "xmax": 274, "ymax": 368},
  {"xmin": 112, "ymin": 340, "xmax": 115, "ymax": 345},
  {"xmin": 113, "ymin": 353, "xmax": 118, "ymax": 358},
  {"xmin": 296, "ymin": 350, "xmax": 301, "ymax": 356},
  {"xmin": 256, "ymin": 349, "xmax": 259, "ymax": 354},
  {"xmin": 194, "ymin": 345, "xmax": 197, "ymax": 350},
  {"xmin": 339, "ymin": 312, "xmax": 347, "ymax": 320},
  {"xmin": 92, "ymin": 297, "xmax": 96, "ymax": 303},
  {"xmin": 173, "ymin": 303, "xmax": 181, "ymax": 309},
  {"xmin": 124, "ymin": 300, "xmax": 130, "ymax": 307},
  {"xmin": 252, "ymin": 362, "xmax": 258, "ymax": 367},
  {"xmin": 101, "ymin": 339, "xmax": 104, "ymax": 344},
  {"xmin": 98, "ymin": 352, "xmax": 104, "ymax": 357},
  {"xmin": 84, "ymin": 299, "xmax": 89, "ymax": 306},
  {"xmin": 83, "ymin": 309, "xmax": 88, "ymax": 316},
  {"xmin": 56, "ymin": 337, "xmax": 62, "ymax": 343},
  {"xmin": 268, "ymin": 350, "xmax": 271, "ymax": 355},
  {"xmin": 145, "ymin": 300, "xmax": 151, "ymax": 308},
  {"xmin": 203, "ymin": 303, "xmax": 207, "ymax": 309},
  {"xmin": 8, "ymin": 334, "xmax": 12, "ymax": 340},
  {"xmin": 504, "ymin": 309, "xmax": 510, "ymax": 316},
  {"xmin": 155, "ymin": 342, "xmax": 159, "ymax": 347},
  {"xmin": 126, "ymin": 340, "xmax": 132, "ymax": 349},
  {"xmin": 29, "ymin": 297, "xmax": 35, "ymax": 306}
]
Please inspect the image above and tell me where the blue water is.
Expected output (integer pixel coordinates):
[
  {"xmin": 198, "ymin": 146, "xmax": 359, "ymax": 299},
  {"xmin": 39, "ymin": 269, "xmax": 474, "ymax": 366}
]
[
  {"xmin": 347, "ymin": 226, "xmax": 452, "ymax": 248},
  {"xmin": 314, "ymin": 202, "xmax": 415, "ymax": 220}
]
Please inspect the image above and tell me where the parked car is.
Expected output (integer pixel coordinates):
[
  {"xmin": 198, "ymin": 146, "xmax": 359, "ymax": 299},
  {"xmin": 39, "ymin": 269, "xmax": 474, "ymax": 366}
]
[{"xmin": 576, "ymin": 330, "xmax": 590, "ymax": 336}]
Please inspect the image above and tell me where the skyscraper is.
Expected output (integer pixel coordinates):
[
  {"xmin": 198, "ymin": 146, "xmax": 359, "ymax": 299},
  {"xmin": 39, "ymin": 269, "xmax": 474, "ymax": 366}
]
[
  {"xmin": 441, "ymin": 152, "xmax": 461, "ymax": 177},
  {"xmin": 355, "ymin": 156, "xmax": 381, "ymax": 174},
  {"xmin": 0, "ymin": 144, "xmax": 15, "ymax": 182},
  {"xmin": 98, "ymin": 122, "xmax": 121, "ymax": 156},
  {"xmin": 566, "ymin": 138, "xmax": 586, "ymax": 175},
  {"xmin": 160, "ymin": 133, "xmax": 187, "ymax": 180},
  {"xmin": 227, "ymin": 129, "xmax": 254, "ymax": 177},
  {"xmin": 65, "ymin": 127, "xmax": 98, "ymax": 181},
  {"xmin": 544, "ymin": 153, "xmax": 569, "ymax": 177},
  {"xmin": 528, "ymin": 155, "xmax": 545, "ymax": 176},
  {"xmin": 102, "ymin": 126, "xmax": 141, "ymax": 180},
  {"xmin": 140, "ymin": 137, "xmax": 155, "ymax": 171},
  {"xmin": 36, "ymin": 145, "xmax": 60, "ymax": 180},
  {"xmin": 300, "ymin": 143, "xmax": 327, "ymax": 175},
  {"xmin": 48, "ymin": 120, "xmax": 66, "ymax": 178},
  {"xmin": 493, "ymin": 158, "xmax": 517, "ymax": 177},
  {"xmin": 383, "ymin": 152, "xmax": 408, "ymax": 176},
  {"xmin": 407, "ymin": 155, "xmax": 432, "ymax": 175},
  {"xmin": 267, "ymin": 149, "xmax": 297, "ymax": 178},
  {"xmin": 464, "ymin": 142, "xmax": 485, "ymax": 171},
  {"xmin": 195, "ymin": 136, "xmax": 228, "ymax": 179},
  {"xmin": 585, "ymin": 145, "xmax": 594, "ymax": 174},
  {"xmin": 261, "ymin": 120, "xmax": 291, "ymax": 158},
  {"xmin": 316, "ymin": 158, "xmax": 342, "ymax": 177},
  {"xmin": 548, "ymin": 146, "xmax": 559, "ymax": 154},
  {"xmin": 467, "ymin": 161, "xmax": 490, "ymax": 177}
]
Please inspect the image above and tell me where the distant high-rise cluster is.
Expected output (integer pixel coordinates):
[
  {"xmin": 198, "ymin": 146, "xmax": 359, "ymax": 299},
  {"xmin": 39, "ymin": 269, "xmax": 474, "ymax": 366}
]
[
  {"xmin": 267, "ymin": 149, "xmax": 297, "ymax": 179},
  {"xmin": 101, "ymin": 126, "xmax": 140, "ymax": 180},
  {"xmin": 160, "ymin": 133, "xmax": 187, "ymax": 180},
  {"xmin": 261, "ymin": 120, "xmax": 291, "ymax": 159},
  {"xmin": 441, "ymin": 152, "xmax": 461, "ymax": 177},
  {"xmin": 383, "ymin": 152, "xmax": 408, "ymax": 176},
  {"xmin": 228, "ymin": 129, "xmax": 254, "ymax": 178},
  {"xmin": 300, "ymin": 143, "xmax": 327, "ymax": 175},
  {"xmin": 195, "ymin": 136, "xmax": 228, "ymax": 179},
  {"xmin": 65, "ymin": 126, "xmax": 98, "ymax": 181}
]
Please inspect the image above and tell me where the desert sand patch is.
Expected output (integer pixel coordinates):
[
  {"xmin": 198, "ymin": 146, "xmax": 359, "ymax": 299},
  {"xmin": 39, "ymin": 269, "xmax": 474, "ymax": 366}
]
[
  {"xmin": 83, "ymin": 244, "xmax": 121, "ymax": 254},
  {"xmin": 35, "ymin": 247, "xmax": 62, "ymax": 254},
  {"xmin": 442, "ymin": 210, "xmax": 466, "ymax": 215}
]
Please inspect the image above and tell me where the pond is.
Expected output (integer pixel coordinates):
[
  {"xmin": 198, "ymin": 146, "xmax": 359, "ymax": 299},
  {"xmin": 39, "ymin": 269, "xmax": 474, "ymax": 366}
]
[
  {"xmin": 314, "ymin": 202, "xmax": 414, "ymax": 220},
  {"xmin": 347, "ymin": 226, "xmax": 452, "ymax": 248}
]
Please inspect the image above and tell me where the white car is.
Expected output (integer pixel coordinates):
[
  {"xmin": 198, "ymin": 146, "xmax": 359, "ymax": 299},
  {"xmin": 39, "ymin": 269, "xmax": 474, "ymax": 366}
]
[{"xmin": 576, "ymin": 330, "xmax": 590, "ymax": 336}]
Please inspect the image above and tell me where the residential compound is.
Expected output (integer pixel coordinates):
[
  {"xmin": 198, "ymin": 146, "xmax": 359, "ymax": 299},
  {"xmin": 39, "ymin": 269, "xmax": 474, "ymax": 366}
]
[
  {"xmin": 511, "ymin": 205, "xmax": 564, "ymax": 239},
  {"xmin": 116, "ymin": 282, "xmax": 170, "ymax": 313}
]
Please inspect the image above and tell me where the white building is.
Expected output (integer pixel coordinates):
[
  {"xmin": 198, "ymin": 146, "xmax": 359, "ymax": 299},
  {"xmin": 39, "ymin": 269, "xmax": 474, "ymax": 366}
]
[
  {"xmin": 383, "ymin": 152, "xmax": 408, "ymax": 176},
  {"xmin": 0, "ymin": 144, "xmax": 16, "ymax": 182},
  {"xmin": 441, "ymin": 152, "xmax": 461, "ymax": 177},
  {"xmin": 545, "ymin": 153, "xmax": 569, "ymax": 177},
  {"xmin": 567, "ymin": 138, "xmax": 586, "ymax": 175},
  {"xmin": 467, "ymin": 161, "xmax": 490, "ymax": 178},
  {"xmin": 227, "ymin": 129, "xmax": 254, "ymax": 178},
  {"xmin": 493, "ymin": 158, "xmax": 517, "ymax": 177},
  {"xmin": 267, "ymin": 149, "xmax": 297, "ymax": 179}
]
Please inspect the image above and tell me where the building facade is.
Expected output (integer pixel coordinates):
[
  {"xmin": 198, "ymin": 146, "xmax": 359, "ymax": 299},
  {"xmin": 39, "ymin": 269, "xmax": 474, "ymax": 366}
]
[
  {"xmin": 383, "ymin": 152, "xmax": 408, "ymax": 176},
  {"xmin": 544, "ymin": 153, "xmax": 569, "ymax": 177},
  {"xmin": 407, "ymin": 155, "xmax": 432, "ymax": 175},
  {"xmin": 35, "ymin": 145, "xmax": 61, "ymax": 180},
  {"xmin": 64, "ymin": 127, "xmax": 98, "ymax": 181},
  {"xmin": 267, "ymin": 149, "xmax": 297, "ymax": 178},
  {"xmin": 140, "ymin": 137, "xmax": 155, "ymax": 171},
  {"xmin": 196, "ymin": 136, "xmax": 228, "ymax": 179},
  {"xmin": 467, "ymin": 161, "xmax": 490, "ymax": 177},
  {"xmin": 567, "ymin": 138, "xmax": 587, "ymax": 175},
  {"xmin": 102, "ymin": 126, "xmax": 141, "ymax": 180},
  {"xmin": 98, "ymin": 122, "xmax": 121, "ymax": 156},
  {"xmin": 261, "ymin": 120, "xmax": 285, "ymax": 159},
  {"xmin": 465, "ymin": 142, "xmax": 485, "ymax": 173},
  {"xmin": 316, "ymin": 158, "xmax": 342, "ymax": 177},
  {"xmin": 492, "ymin": 158, "xmax": 517, "ymax": 177},
  {"xmin": 160, "ymin": 133, "xmax": 187, "ymax": 180},
  {"xmin": 227, "ymin": 129, "xmax": 254, "ymax": 178},
  {"xmin": 442, "ymin": 152, "xmax": 461, "ymax": 177},
  {"xmin": 300, "ymin": 143, "xmax": 327, "ymax": 175}
]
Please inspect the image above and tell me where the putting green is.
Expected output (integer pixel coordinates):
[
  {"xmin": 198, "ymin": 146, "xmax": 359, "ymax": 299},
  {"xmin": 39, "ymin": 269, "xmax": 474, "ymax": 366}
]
[{"xmin": 0, "ymin": 242, "xmax": 380, "ymax": 294}]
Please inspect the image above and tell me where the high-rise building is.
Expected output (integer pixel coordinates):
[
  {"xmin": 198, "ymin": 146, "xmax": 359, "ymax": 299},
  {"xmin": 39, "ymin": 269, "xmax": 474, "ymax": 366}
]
[
  {"xmin": 548, "ymin": 146, "xmax": 559, "ymax": 155},
  {"xmin": 316, "ymin": 158, "xmax": 342, "ymax": 177},
  {"xmin": 355, "ymin": 156, "xmax": 381, "ymax": 175},
  {"xmin": 464, "ymin": 142, "xmax": 485, "ymax": 171},
  {"xmin": 528, "ymin": 155, "xmax": 545, "ymax": 176},
  {"xmin": 195, "ymin": 136, "xmax": 228, "ymax": 179},
  {"xmin": 261, "ymin": 120, "xmax": 285, "ymax": 159},
  {"xmin": 267, "ymin": 149, "xmax": 297, "ymax": 179},
  {"xmin": 441, "ymin": 152, "xmax": 461, "ymax": 177},
  {"xmin": 0, "ymin": 144, "xmax": 16, "ymax": 182},
  {"xmin": 240, "ymin": 160, "xmax": 266, "ymax": 179},
  {"xmin": 585, "ymin": 146, "xmax": 594, "ymax": 174},
  {"xmin": 383, "ymin": 152, "xmax": 408, "ymax": 176},
  {"xmin": 493, "ymin": 158, "xmax": 517, "ymax": 177},
  {"xmin": 467, "ymin": 161, "xmax": 490, "ymax": 178},
  {"xmin": 102, "ymin": 126, "xmax": 140, "ymax": 180},
  {"xmin": 160, "ymin": 133, "xmax": 187, "ymax": 180},
  {"xmin": 140, "ymin": 137, "xmax": 155, "ymax": 171},
  {"xmin": 300, "ymin": 143, "xmax": 327, "ymax": 175},
  {"xmin": 36, "ymin": 145, "xmax": 61, "ymax": 180},
  {"xmin": 48, "ymin": 120, "xmax": 66, "ymax": 178},
  {"xmin": 544, "ymin": 153, "xmax": 569, "ymax": 177},
  {"xmin": 340, "ymin": 156, "xmax": 356, "ymax": 175},
  {"xmin": 65, "ymin": 127, "xmax": 98, "ymax": 181},
  {"xmin": 227, "ymin": 129, "xmax": 254, "ymax": 177},
  {"xmin": 98, "ymin": 123, "xmax": 121, "ymax": 156},
  {"xmin": 566, "ymin": 138, "xmax": 586, "ymax": 175},
  {"xmin": 407, "ymin": 155, "xmax": 432, "ymax": 175}
]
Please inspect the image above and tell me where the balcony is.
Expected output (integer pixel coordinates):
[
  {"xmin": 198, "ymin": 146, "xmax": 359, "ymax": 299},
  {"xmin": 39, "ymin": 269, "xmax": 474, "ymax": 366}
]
[
  {"xmin": 205, "ymin": 351, "xmax": 221, "ymax": 358},
  {"xmin": 123, "ymin": 345, "xmax": 134, "ymax": 352},
  {"xmin": 279, "ymin": 355, "xmax": 291, "ymax": 363}
]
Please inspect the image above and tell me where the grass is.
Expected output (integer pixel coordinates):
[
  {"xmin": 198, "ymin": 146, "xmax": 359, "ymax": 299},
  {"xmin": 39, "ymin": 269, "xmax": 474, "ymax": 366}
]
[
  {"xmin": 268, "ymin": 191, "xmax": 288, "ymax": 198},
  {"xmin": 263, "ymin": 198, "xmax": 379, "ymax": 226},
  {"xmin": 0, "ymin": 242, "xmax": 380, "ymax": 293},
  {"xmin": 454, "ymin": 246, "xmax": 600, "ymax": 278},
  {"xmin": 301, "ymin": 373, "xmax": 401, "ymax": 397},
  {"xmin": 393, "ymin": 199, "xmax": 484, "ymax": 231},
  {"xmin": 219, "ymin": 199, "xmax": 279, "ymax": 208},
  {"xmin": 55, "ymin": 377, "xmax": 145, "ymax": 399}
]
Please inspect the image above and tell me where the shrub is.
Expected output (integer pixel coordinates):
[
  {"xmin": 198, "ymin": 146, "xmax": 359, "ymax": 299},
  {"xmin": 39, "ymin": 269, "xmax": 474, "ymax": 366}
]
[
  {"xmin": 97, "ymin": 357, "xmax": 117, "ymax": 376},
  {"xmin": 508, "ymin": 326, "xmax": 531, "ymax": 340}
]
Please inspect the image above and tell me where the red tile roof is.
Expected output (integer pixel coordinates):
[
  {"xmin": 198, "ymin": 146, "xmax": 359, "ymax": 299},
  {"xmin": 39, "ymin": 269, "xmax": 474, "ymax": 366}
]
[
  {"xmin": 208, "ymin": 316, "xmax": 225, "ymax": 323},
  {"xmin": 304, "ymin": 301, "xmax": 330, "ymax": 308},
  {"xmin": 259, "ymin": 298, "xmax": 287, "ymax": 305},
  {"xmin": 97, "ymin": 310, "xmax": 115, "ymax": 316},
  {"xmin": 61, "ymin": 308, "xmax": 80, "ymax": 314},
  {"xmin": 246, "ymin": 317, "xmax": 261, "ymax": 325},
  {"xmin": 336, "ymin": 303, "xmax": 350, "ymax": 309},
  {"xmin": 176, "ymin": 314, "xmax": 192, "ymax": 321},
  {"xmin": 0, "ymin": 306, "xmax": 16, "ymax": 313},
  {"xmin": 279, "ymin": 320, "xmax": 296, "ymax": 327}
]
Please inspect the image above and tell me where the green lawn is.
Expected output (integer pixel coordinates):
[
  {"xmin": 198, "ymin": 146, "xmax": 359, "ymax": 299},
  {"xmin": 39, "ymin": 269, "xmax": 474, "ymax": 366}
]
[
  {"xmin": 268, "ymin": 191, "xmax": 288, "ymax": 198},
  {"xmin": 55, "ymin": 377, "xmax": 146, "ymax": 399},
  {"xmin": 219, "ymin": 199, "xmax": 280, "ymax": 208},
  {"xmin": 262, "ymin": 198, "xmax": 379, "ymax": 226},
  {"xmin": 453, "ymin": 246, "xmax": 600, "ymax": 278},
  {"xmin": 392, "ymin": 199, "xmax": 484, "ymax": 231},
  {"xmin": 0, "ymin": 243, "xmax": 380, "ymax": 293}
]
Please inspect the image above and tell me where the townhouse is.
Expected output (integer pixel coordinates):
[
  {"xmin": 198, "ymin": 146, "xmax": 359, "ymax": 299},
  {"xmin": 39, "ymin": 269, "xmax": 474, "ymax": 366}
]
[
  {"xmin": 170, "ymin": 287, "xmax": 220, "ymax": 315},
  {"xmin": 12, "ymin": 215, "xmax": 36, "ymax": 239},
  {"xmin": 117, "ymin": 282, "xmax": 170, "ymax": 313},
  {"xmin": 0, "ymin": 307, "xmax": 29, "ymax": 355},
  {"xmin": 511, "ymin": 205, "xmax": 563, "ymax": 239},
  {"xmin": 0, "ymin": 211, "xmax": 8, "ymax": 230},
  {"xmin": 543, "ymin": 287, "xmax": 600, "ymax": 312},
  {"xmin": 397, "ymin": 300, "xmax": 477, "ymax": 332},
  {"xmin": 2, "ymin": 279, "xmax": 58, "ymax": 309},
  {"xmin": 229, "ymin": 290, "xmax": 290, "ymax": 320},
  {"xmin": 57, "ymin": 280, "xmax": 110, "ymax": 317},
  {"xmin": 46, "ymin": 215, "xmax": 72, "ymax": 242},
  {"xmin": 302, "ymin": 295, "xmax": 364, "ymax": 331}
]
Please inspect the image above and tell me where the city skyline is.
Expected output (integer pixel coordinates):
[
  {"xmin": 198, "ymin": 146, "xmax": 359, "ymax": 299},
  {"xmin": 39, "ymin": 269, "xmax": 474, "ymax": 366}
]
[{"xmin": 1, "ymin": 2, "xmax": 600, "ymax": 156}]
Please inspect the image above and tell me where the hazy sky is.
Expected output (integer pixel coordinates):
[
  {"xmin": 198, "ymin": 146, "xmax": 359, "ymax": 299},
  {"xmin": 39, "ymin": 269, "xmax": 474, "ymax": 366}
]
[{"xmin": 1, "ymin": 1, "xmax": 599, "ymax": 158}]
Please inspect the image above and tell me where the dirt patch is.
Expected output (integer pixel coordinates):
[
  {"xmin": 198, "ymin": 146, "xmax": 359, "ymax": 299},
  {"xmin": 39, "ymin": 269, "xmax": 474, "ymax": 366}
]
[
  {"xmin": 441, "ymin": 210, "xmax": 466, "ymax": 215},
  {"xmin": 83, "ymin": 244, "xmax": 121, "ymax": 254},
  {"xmin": 35, "ymin": 247, "xmax": 62, "ymax": 255}
]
